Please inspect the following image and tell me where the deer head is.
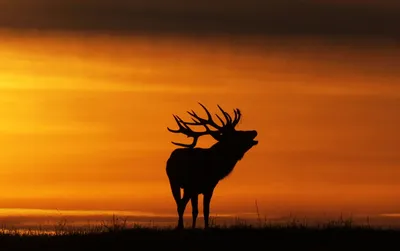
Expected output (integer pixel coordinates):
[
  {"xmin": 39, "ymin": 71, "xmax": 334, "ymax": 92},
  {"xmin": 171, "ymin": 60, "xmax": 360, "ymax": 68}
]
[{"xmin": 167, "ymin": 103, "xmax": 258, "ymax": 155}]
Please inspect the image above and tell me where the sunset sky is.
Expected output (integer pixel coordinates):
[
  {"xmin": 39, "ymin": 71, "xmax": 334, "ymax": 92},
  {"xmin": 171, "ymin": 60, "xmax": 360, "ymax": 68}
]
[{"xmin": 0, "ymin": 1, "xmax": 399, "ymax": 226}]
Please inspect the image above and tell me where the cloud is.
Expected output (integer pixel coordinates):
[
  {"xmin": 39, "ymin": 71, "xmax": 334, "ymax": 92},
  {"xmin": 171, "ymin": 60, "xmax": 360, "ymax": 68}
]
[{"xmin": 0, "ymin": 0, "xmax": 398, "ymax": 37}]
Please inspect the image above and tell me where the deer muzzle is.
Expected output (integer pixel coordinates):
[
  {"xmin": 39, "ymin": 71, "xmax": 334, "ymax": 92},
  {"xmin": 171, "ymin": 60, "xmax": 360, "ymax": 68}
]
[{"xmin": 250, "ymin": 130, "xmax": 258, "ymax": 145}]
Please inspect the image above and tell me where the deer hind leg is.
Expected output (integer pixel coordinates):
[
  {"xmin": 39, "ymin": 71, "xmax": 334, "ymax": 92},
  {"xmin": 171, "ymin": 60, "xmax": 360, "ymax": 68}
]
[
  {"xmin": 169, "ymin": 182, "xmax": 183, "ymax": 229},
  {"xmin": 169, "ymin": 181, "xmax": 181, "ymax": 206},
  {"xmin": 191, "ymin": 194, "xmax": 199, "ymax": 229},
  {"xmin": 177, "ymin": 189, "xmax": 191, "ymax": 229}
]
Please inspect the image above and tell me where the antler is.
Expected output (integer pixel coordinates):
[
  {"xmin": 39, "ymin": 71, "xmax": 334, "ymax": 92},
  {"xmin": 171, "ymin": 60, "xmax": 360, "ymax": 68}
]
[
  {"xmin": 167, "ymin": 114, "xmax": 213, "ymax": 148},
  {"xmin": 216, "ymin": 104, "xmax": 241, "ymax": 129},
  {"xmin": 167, "ymin": 102, "xmax": 242, "ymax": 148}
]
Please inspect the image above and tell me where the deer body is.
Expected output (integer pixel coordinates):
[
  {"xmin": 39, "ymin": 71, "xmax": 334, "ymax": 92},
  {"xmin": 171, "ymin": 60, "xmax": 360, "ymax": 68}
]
[
  {"xmin": 167, "ymin": 145, "xmax": 240, "ymax": 193},
  {"xmin": 166, "ymin": 103, "xmax": 258, "ymax": 229}
]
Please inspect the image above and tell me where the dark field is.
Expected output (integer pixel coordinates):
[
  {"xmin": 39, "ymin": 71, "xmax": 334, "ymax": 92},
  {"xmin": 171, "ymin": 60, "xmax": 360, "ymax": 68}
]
[{"xmin": 0, "ymin": 221, "xmax": 399, "ymax": 251}]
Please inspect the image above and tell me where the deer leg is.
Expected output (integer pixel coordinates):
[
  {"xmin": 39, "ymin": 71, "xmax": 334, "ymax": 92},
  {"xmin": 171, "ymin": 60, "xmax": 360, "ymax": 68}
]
[
  {"xmin": 170, "ymin": 182, "xmax": 181, "ymax": 206},
  {"xmin": 177, "ymin": 190, "xmax": 191, "ymax": 229},
  {"xmin": 169, "ymin": 182, "xmax": 183, "ymax": 229},
  {"xmin": 203, "ymin": 190, "xmax": 214, "ymax": 229},
  {"xmin": 191, "ymin": 194, "xmax": 199, "ymax": 229}
]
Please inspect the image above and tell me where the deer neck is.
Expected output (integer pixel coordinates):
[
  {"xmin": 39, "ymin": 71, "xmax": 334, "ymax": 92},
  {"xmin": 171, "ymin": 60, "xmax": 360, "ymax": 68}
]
[
  {"xmin": 211, "ymin": 142, "xmax": 244, "ymax": 161},
  {"xmin": 209, "ymin": 142, "xmax": 241, "ymax": 178}
]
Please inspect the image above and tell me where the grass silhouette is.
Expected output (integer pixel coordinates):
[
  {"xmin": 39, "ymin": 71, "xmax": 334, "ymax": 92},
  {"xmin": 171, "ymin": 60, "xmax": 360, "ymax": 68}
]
[{"xmin": 0, "ymin": 215, "xmax": 398, "ymax": 251}]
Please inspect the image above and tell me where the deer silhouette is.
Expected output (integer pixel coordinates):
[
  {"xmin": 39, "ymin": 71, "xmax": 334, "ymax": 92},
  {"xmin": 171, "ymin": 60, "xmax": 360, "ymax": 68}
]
[{"xmin": 166, "ymin": 103, "xmax": 258, "ymax": 229}]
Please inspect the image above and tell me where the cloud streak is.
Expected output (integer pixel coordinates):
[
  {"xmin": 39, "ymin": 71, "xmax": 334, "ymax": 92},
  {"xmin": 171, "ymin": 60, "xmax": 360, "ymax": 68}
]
[{"xmin": 0, "ymin": 0, "xmax": 399, "ymax": 37}]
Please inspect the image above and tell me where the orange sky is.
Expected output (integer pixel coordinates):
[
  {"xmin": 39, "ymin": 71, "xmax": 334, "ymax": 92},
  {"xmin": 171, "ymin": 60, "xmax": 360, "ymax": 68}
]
[{"xmin": 0, "ymin": 30, "xmax": 399, "ymax": 219}]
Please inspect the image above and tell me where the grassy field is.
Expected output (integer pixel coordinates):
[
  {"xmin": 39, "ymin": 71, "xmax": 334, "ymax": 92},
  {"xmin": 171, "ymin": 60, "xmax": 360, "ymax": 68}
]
[{"xmin": 0, "ymin": 217, "xmax": 398, "ymax": 251}]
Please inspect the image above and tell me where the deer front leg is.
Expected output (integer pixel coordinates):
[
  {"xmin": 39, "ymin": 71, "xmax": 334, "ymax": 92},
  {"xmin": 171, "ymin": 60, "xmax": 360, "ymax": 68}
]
[
  {"xmin": 203, "ymin": 189, "xmax": 214, "ymax": 229},
  {"xmin": 177, "ymin": 191, "xmax": 191, "ymax": 229},
  {"xmin": 191, "ymin": 194, "xmax": 199, "ymax": 229}
]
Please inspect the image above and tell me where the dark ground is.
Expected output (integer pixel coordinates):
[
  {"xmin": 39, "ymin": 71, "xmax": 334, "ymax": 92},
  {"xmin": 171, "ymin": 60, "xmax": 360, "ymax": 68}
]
[{"xmin": 0, "ymin": 225, "xmax": 399, "ymax": 251}]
